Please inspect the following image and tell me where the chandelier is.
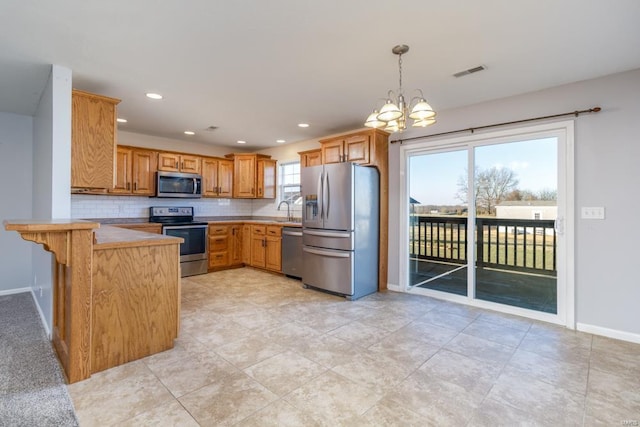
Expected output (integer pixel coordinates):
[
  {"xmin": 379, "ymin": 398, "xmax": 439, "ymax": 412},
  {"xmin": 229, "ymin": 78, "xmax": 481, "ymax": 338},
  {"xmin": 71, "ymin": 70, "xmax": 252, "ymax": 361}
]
[{"xmin": 364, "ymin": 44, "xmax": 436, "ymax": 133}]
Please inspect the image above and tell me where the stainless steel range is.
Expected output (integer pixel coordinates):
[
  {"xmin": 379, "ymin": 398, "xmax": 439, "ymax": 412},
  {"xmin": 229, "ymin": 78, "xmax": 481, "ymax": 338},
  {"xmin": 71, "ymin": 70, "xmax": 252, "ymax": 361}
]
[{"xmin": 149, "ymin": 206, "xmax": 208, "ymax": 277}]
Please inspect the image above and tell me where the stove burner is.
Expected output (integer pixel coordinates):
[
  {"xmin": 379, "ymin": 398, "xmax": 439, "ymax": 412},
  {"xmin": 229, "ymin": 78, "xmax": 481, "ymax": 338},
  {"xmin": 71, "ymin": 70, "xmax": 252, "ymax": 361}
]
[{"xmin": 149, "ymin": 206, "xmax": 202, "ymax": 225}]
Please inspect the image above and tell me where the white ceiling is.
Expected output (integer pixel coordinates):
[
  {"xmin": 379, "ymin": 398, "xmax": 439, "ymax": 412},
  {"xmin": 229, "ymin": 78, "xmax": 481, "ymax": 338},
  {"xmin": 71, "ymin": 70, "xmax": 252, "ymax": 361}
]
[{"xmin": 1, "ymin": 0, "xmax": 639, "ymax": 149}]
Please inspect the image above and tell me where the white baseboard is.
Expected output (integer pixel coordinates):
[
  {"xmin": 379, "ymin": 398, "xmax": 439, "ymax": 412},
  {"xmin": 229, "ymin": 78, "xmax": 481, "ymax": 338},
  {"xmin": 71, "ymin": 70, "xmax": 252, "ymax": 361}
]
[
  {"xmin": 29, "ymin": 290, "xmax": 51, "ymax": 338},
  {"xmin": 0, "ymin": 286, "xmax": 32, "ymax": 296},
  {"xmin": 386, "ymin": 283, "xmax": 402, "ymax": 292},
  {"xmin": 577, "ymin": 322, "xmax": 640, "ymax": 345}
]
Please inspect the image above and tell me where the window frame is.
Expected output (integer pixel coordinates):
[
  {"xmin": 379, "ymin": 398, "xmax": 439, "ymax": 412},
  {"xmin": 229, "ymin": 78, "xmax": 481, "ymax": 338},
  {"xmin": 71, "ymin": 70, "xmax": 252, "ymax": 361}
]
[{"xmin": 279, "ymin": 161, "xmax": 301, "ymax": 205}]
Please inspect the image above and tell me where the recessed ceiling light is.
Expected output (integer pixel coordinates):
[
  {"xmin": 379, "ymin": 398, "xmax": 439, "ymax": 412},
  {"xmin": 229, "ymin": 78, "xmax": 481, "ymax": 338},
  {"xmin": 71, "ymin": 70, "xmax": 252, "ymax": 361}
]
[
  {"xmin": 116, "ymin": 118, "xmax": 127, "ymax": 123},
  {"xmin": 298, "ymin": 123, "xmax": 310, "ymax": 128},
  {"xmin": 276, "ymin": 139, "xmax": 286, "ymax": 144},
  {"xmin": 237, "ymin": 140, "xmax": 247, "ymax": 144},
  {"xmin": 145, "ymin": 92, "xmax": 163, "ymax": 100},
  {"xmin": 184, "ymin": 131, "xmax": 195, "ymax": 135}
]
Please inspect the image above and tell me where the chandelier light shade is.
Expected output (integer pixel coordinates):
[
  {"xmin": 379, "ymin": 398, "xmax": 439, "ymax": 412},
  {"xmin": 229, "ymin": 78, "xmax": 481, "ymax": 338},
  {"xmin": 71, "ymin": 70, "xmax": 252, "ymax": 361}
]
[{"xmin": 364, "ymin": 44, "xmax": 436, "ymax": 132}]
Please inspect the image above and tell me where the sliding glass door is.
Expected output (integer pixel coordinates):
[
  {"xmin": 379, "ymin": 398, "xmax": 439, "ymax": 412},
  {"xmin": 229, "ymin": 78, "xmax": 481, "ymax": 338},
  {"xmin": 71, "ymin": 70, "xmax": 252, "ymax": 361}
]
[
  {"xmin": 404, "ymin": 123, "xmax": 571, "ymax": 322},
  {"xmin": 408, "ymin": 150, "xmax": 468, "ymax": 296}
]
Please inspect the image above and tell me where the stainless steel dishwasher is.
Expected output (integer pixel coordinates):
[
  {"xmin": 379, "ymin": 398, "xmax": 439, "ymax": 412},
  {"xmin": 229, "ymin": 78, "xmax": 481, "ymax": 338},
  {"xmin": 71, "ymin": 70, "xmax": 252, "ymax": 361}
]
[{"xmin": 282, "ymin": 227, "xmax": 303, "ymax": 279}]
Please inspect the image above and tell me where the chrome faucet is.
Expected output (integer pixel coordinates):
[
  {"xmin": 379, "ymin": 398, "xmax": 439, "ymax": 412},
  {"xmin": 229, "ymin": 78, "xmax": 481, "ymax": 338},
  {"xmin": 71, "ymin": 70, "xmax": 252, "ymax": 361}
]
[{"xmin": 277, "ymin": 200, "xmax": 291, "ymax": 221}]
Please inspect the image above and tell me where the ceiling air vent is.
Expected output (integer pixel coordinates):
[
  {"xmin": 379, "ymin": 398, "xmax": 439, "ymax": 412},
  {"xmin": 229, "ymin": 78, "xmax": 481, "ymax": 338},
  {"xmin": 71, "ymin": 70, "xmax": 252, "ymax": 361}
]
[{"xmin": 453, "ymin": 65, "xmax": 486, "ymax": 78}]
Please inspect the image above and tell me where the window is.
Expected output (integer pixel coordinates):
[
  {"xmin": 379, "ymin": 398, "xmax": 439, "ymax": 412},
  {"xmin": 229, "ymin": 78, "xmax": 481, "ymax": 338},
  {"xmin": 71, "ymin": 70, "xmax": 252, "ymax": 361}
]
[{"xmin": 279, "ymin": 162, "xmax": 301, "ymax": 204}]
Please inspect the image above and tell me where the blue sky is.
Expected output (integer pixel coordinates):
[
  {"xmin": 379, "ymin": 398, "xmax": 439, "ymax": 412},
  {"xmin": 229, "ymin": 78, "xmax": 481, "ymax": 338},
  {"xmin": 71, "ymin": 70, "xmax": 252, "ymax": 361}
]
[{"xmin": 409, "ymin": 137, "xmax": 557, "ymax": 205}]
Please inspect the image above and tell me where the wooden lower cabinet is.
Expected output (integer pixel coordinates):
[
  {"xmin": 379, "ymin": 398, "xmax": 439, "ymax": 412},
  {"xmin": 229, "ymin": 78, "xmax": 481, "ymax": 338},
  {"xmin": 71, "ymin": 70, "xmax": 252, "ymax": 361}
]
[
  {"xmin": 249, "ymin": 225, "xmax": 282, "ymax": 272},
  {"xmin": 265, "ymin": 225, "xmax": 282, "ymax": 271},
  {"xmin": 250, "ymin": 225, "xmax": 267, "ymax": 268},
  {"xmin": 208, "ymin": 223, "xmax": 243, "ymax": 270},
  {"xmin": 207, "ymin": 222, "xmax": 286, "ymax": 273},
  {"xmin": 229, "ymin": 224, "xmax": 243, "ymax": 265},
  {"xmin": 242, "ymin": 224, "xmax": 251, "ymax": 264}
]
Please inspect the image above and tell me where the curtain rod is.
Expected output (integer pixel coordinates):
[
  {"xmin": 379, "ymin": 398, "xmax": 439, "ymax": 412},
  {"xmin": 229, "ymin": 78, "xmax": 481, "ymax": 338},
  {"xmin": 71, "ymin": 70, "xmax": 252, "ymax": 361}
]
[{"xmin": 390, "ymin": 106, "xmax": 601, "ymax": 144}]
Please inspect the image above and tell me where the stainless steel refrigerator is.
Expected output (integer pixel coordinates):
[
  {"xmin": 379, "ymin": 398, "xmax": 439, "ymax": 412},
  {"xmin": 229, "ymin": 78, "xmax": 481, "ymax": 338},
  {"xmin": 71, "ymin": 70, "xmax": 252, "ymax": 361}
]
[{"xmin": 301, "ymin": 162, "xmax": 379, "ymax": 300}]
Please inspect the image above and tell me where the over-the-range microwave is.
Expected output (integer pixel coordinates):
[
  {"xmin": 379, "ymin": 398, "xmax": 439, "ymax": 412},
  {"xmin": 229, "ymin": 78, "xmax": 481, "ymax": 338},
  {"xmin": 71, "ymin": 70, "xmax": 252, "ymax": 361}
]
[{"xmin": 155, "ymin": 171, "xmax": 202, "ymax": 198}]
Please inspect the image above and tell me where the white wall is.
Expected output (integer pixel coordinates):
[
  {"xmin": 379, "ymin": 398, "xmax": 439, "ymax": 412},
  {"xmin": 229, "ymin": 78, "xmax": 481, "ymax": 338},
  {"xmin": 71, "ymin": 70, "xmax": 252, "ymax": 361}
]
[
  {"xmin": 388, "ymin": 68, "xmax": 640, "ymax": 339},
  {"xmin": 0, "ymin": 113, "xmax": 34, "ymax": 293},
  {"xmin": 119, "ymin": 131, "xmax": 235, "ymax": 158},
  {"xmin": 31, "ymin": 64, "xmax": 72, "ymax": 330}
]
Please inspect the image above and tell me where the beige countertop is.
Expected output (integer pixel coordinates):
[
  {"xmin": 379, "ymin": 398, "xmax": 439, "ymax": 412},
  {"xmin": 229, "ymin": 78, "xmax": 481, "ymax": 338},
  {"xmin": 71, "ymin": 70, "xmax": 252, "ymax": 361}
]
[
  {"xmin": 87, "ymin": 217, "xmax": 302, "ymax": 228},
  {"xmin": 93, "ymin": 226, "xmax": 182, "ymax": 250},
  {"xmin": 4, "ymin": 218, "xmax": 100, "ymax": 232}
]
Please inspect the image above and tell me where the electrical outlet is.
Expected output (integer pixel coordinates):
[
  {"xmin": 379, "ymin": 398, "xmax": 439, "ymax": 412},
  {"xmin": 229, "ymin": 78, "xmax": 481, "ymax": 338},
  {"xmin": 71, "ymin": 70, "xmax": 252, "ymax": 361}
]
[{"xmin": 581, "ymin": 206, "xmax": 605, "ymax": 220}]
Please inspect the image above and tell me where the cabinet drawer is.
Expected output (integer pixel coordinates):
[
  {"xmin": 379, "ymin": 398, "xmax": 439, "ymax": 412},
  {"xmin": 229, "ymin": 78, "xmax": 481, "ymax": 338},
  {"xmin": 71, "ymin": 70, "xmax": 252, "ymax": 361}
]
[
  {"xmin": 251, "ymin": 225, "xmax": 266, "ymax": 235},
  {"xmin": 209, "ymin": 225, "xmax": 228, "ymax": 235},
  {"xmin": 209, "ymin": 236, "xmax": 228, "ymax": 252},
  {"xmin": 266, "ymin": 226, "xmax": 282, "ymax": 237},
  {"xmin": 209, "ymin": 251, "xmax": 228, "ymax": 267}
]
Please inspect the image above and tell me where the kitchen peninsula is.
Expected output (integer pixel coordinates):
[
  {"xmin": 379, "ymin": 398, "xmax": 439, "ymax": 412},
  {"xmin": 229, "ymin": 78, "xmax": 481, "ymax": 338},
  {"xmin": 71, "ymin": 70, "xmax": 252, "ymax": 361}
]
[{"xmin": 3, "ymin": 220, "xmax": 182, "ymax": 383}]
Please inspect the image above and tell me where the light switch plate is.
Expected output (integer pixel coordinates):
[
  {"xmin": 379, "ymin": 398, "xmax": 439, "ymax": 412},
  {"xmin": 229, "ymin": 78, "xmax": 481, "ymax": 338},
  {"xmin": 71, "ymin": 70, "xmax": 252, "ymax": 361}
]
[{"xmin": 581, "ymin": 207, "xmax": 605, "ymax": 220}]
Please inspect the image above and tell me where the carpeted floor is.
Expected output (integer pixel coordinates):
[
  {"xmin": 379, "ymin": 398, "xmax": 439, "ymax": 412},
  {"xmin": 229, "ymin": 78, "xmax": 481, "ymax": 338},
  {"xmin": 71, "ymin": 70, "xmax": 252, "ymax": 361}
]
[{"xmin": 0, "ymin": 292, "xmax": 79, "ymax": 427}]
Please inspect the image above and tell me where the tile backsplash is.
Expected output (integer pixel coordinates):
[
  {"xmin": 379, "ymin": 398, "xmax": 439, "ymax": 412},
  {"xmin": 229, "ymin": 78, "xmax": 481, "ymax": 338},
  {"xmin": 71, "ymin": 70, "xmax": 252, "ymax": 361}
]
[{"xmin": 71, "ymin": 195, "xmax": 301, "ymax": 220}]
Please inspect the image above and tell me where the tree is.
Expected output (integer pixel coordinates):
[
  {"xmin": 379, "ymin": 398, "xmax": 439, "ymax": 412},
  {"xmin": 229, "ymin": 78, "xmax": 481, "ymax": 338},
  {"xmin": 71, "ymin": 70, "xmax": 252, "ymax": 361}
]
[{"xmin": 457, "ymin": 166, "xmax": 519, "ymax": 214}]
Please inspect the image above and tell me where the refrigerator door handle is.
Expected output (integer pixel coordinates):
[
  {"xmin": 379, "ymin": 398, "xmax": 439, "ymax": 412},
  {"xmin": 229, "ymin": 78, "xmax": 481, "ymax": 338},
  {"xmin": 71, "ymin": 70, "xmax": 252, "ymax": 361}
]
[
  {"xmin": 317, "ymin": 171, "xmax": 324, "ymax": 219},
  {"xmin": 303, "ymin": 247, "xmax": 350, "ymax": 258},
  {"xmin": 324, "ymin": 170, "xmax": 330, "ymax": 220},
  {"xmin": 303, "ymin": 230, "xmax": 351, "ymax": 238}
]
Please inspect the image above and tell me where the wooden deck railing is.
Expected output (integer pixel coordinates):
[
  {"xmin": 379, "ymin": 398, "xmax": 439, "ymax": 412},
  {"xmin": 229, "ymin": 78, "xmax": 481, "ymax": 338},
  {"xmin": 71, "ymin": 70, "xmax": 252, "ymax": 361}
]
[{"xmin": 409, "ymin": 215, "xmax": 557, "ymax": 276}]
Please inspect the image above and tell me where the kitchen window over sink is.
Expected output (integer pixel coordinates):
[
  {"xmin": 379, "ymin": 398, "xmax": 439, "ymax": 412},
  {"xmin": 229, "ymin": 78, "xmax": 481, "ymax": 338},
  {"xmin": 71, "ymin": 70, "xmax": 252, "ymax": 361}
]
[{"xmin": 279, "ymin": 161, "xmax": 301, "ymax": 205}]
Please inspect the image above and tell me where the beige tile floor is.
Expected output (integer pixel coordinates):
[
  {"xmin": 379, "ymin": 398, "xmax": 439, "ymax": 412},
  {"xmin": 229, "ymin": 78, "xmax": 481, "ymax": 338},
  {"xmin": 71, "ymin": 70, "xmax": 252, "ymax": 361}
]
[{"xmin": 67, "ymin": 268, "xmax": 640, "ymax": 426}]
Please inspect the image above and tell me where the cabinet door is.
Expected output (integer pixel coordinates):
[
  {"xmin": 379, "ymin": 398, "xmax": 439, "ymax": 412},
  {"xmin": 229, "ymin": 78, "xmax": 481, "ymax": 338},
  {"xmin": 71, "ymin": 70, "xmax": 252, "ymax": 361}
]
[
  {"xmin": 321, "ymin": 139, "xmax": 344, "ymax": 164},
  {"xmin": 111, "ymin": 146, "xmax": 132, "ymax": 194},
  {"xmin": 344, "ymin": 134, "xmax": 370, "ymax": 164},
  {"xmin": 265, "ymin": 235, "xmax": 282, "ymax": 272},
  {"xmin": 257, "ymin": 159, "xmax": 276, "ymax": 199},
  {"xmin": 233, "ymin": 155, "xmax": 256, "ymax": 198},
  {"xmin": 132, "ymin": 149, "xmax": 156, "ymax": 195},
  {"xmin": 158, "ymin": 153, "xmax": 180, "ymax": 172},
  {"xmin": 300, "ymin": 149, "xmax": 322, "ymax": 167},
  {"xmin": 218, "ymin": 160, "xmax": 234, "ymax": 198},
  {"xmin": 250, "ymin": 225, "xmax": 266, "ymax": 268},
  {"xmin": 180, "ymin": 155, "xmax": 201, "ymax": 174},
  {"xmin": 229, "ymin": 225, "xmax": 243, "ymax": 265},
  {"xmin": 242, "ymin": 224, "xmax": 252, "ymax": 264},
  {"xmin": 202, "ymin": 158, "xmax": 220, "ymax": 197},
  {"xmin": 71, "ymin": 90, "xmax": 119, "ymax": 189}
]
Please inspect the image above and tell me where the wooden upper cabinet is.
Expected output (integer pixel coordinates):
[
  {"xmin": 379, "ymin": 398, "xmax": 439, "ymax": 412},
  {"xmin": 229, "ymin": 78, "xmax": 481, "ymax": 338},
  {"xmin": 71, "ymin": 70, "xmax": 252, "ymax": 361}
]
[
  {"xmin": 202, "ymin": 157, "xmax": 233, "ymax": 198},
  {"xmin": 131, "ymin": 149, "xmax": 157, "ymax": 195},
  {"xmin": 257, "ymin": 159, "xmax": 277, "ymax": 199},
  {"xmin": 71, "ymin": 89, "xmax": 120, "ymax": 190},
  {"xmin": 230, "ymin": 154, "xmax": 256, "ymax": 198},
  {"xmin": 112, "ymin": 146, "xmax": 132, "ymax": 193},
  {"xmin": 158, "ymin": 152, "xmax": 201, "ymax": 174},
  {"xmin": 299, "ymin": 149, "xmax": 322, "ymax": 168},
  {"xmin": 319, "ymin": 130, "xmax": 377, "ymax": 165},
  {"xmin": 226, "ymin": 153, "xmax": 275, "ymax": 199},
  {"xmin": 320, "ymin": 139, "xmax": 344, "ymax": 164},
  {"xmin": 110, "ymin": 146, "xmax": 157, "ymax": 195},
  {"xmin": 218, "ymin": 159, "xmax": 234, "ymax": 197}
]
